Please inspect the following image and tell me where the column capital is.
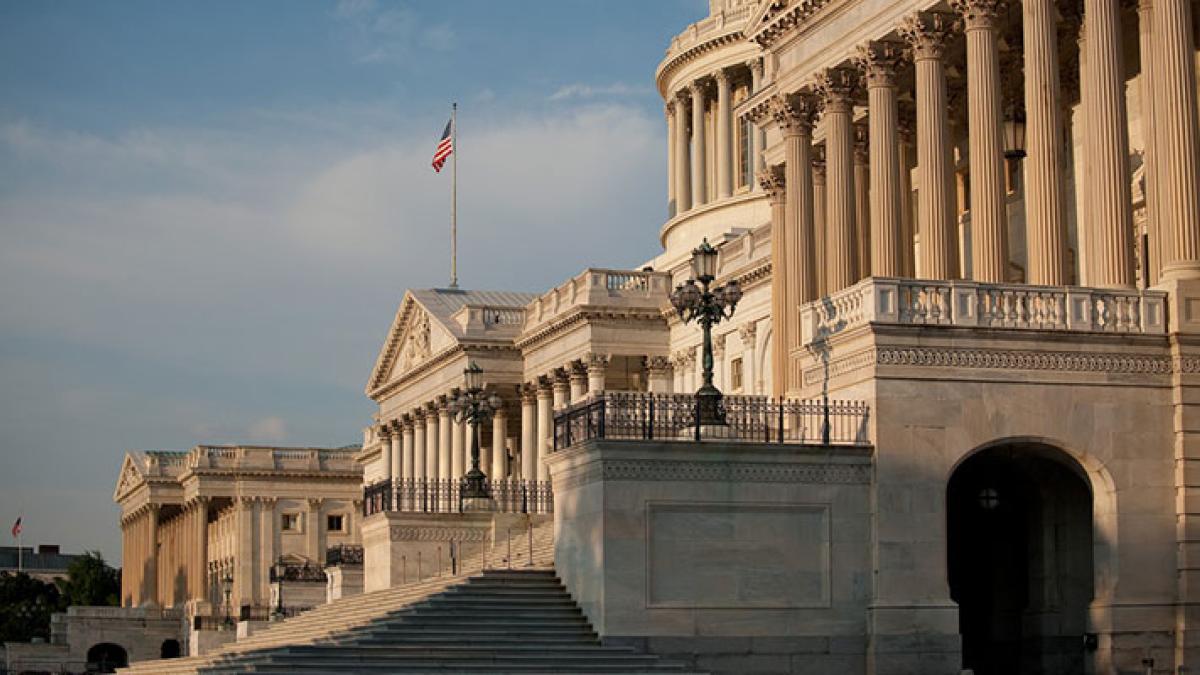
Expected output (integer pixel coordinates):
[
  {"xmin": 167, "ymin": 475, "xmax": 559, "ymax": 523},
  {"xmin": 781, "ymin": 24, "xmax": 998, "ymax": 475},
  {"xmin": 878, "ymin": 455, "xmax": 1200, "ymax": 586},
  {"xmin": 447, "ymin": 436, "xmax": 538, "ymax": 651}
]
[
  {"xmin": 585, "ymin": 352, "xmax": 610, "ymax": 374},
  {"xmin": 645, "ymin": 355, "xmax": 673, "ymax": 375},
  {"xmin": 713, "ymin": 68, "xmax": 730, "ymax": 85},
  {"xmin": 687, "ymin": 80, "xmax": 707, "ymax": 99},
  {"xmin": 756, "ymin": 165, "xmax": 786, "ymax": 202},
  {"xmin": 855, "ymin": 40, "xmax": 907, "ymax": 87},
  {"xmin": 713, "ymin": 332, "xmax": 727, "ymax": 358},
  {"xmin": 676, "ymin": 88, "xmax": 692, "ymax": 104},
  {"xmin": 738, "ymin": 321, "xmax": 758, "ymax": 343},
  {"xmin": 814, "ymin": 66, "xmax": 862, "ymax": 113},
  {"xmin": 900, "ymin": 11, "xmax": 959, "ymax": 60},
  {"xmin": 376, "ymin": 424, "xmax": 392, "ymax": 441},
  {"xmin": 951, "ymin": 0, "xmax": 1005, "ymax": 29},
  {"xmin": 568, "ymin": 361, "xmax": 588, "ymax": 383},
  {"xmin": 771, "ymin": 92, "xmax": 821, "ymax": 135},
  {"xmin": 747, "ymin": 58, "xmax": 764, "ymax": 77},
  {"xmin": 401, "ymin": 415, "xmax": 414, "ymax": 431},
  {"xmin": 520, "ymin": 382, "xmax": 539, "ymax": 403},
  {"xmin": 306, "ymin": 497, "xmax": 323, "ymax": 509},
  {"xmin": 536, "ymin": 376, "xmax": 555, "ymax": 398}
]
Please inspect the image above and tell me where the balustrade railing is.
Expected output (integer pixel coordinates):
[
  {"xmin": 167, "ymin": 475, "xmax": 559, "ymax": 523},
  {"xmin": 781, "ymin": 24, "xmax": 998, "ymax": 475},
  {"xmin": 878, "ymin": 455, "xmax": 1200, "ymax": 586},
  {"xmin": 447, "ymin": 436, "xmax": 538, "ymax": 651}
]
[
  {"xmin": 553, "ymin": 391, "xmax": 870, "ymax": 449},
  {"xmin": 362, "ymin": 478, "xmax": 554, "ymax": 517},
  {"xmin": 802, "ymin": 277, "xmax": 1167, "ymax": 344}
]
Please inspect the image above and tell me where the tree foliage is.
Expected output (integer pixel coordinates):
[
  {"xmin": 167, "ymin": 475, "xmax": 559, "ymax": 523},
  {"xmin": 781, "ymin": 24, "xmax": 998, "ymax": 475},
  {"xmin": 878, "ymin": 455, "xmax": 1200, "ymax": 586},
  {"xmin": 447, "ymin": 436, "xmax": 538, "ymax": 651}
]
[{"xmin": 0, "ymin": 551, "xmax": 120, "ymax": 643}]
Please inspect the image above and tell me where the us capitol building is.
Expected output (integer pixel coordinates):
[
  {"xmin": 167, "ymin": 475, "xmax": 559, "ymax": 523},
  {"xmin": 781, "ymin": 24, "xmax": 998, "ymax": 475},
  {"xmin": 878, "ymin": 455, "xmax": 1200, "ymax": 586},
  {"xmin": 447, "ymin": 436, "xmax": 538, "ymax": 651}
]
[{"xmin": 89, "ymin": 0, "xmax": 1200, "ymax": 673}]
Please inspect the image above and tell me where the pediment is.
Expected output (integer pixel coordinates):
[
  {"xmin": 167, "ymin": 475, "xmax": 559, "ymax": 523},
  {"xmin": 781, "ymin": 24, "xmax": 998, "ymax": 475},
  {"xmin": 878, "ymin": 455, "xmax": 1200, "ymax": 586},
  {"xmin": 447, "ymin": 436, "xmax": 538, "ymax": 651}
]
[
  {"xmin": 113, "ymin": 453, "xmax": 145, "ymax": 502},
  {"xmin": 745, "ymin": 0, "xmax": 788, "ymax": 43},
  {"xmin": 367, "ymin": 293, "xmax": 456, "ymax": 396}
]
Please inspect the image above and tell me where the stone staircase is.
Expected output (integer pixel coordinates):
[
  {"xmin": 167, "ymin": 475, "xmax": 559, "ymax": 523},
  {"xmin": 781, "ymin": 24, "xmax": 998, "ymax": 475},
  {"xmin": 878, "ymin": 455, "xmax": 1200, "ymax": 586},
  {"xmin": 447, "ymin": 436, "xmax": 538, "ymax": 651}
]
[{"xmin": 118, "ymin": 519, "xmax": 695, "ymax": 674}]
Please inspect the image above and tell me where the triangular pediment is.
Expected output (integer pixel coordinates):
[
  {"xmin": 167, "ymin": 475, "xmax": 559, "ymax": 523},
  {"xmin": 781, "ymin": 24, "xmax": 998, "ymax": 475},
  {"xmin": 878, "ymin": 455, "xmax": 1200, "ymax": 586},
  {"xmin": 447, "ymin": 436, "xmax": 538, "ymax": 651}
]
[
  {"xmin": 113, "ymin": 453, "xmax": 145, "ymax": 502},
  {"xmin": 367, "ymin": 293, "xmax": 456, "ymax": 396},
  {"xmin": 745, "ymin": 0, "xmax": 788, "ymax": 43}
]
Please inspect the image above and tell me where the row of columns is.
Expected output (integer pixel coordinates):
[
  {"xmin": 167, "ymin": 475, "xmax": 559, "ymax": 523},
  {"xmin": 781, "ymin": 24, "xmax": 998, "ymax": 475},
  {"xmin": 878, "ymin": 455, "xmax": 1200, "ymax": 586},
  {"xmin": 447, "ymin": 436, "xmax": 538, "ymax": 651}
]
[
  {"xmin": 756, "ymin": 0, "xmax": 1200, "ymax": 341},
  {"xmin": 667, "ymin": 59, "xmax": 764, "ymax": 217}
]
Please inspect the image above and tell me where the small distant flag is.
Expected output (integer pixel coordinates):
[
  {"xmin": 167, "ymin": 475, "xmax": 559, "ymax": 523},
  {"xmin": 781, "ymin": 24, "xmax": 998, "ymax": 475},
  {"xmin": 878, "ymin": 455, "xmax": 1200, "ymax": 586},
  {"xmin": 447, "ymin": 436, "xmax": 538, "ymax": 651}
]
[
  {"xmin": 11, "ymin": 517, "xmax": 21, "ymax": 538},
  {"xmin": 431, "ymin": 118, "xmax": 454, "ymax": 173}
]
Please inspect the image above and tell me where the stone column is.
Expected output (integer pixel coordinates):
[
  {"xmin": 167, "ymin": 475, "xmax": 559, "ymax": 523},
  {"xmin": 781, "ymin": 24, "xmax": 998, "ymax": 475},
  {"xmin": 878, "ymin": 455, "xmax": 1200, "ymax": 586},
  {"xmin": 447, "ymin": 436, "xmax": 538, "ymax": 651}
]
[
  {"xmin": 437, "ymin": 400, "xmax": 452, "ymax": 482},
  {"xmin": 690, "ymin": 81, "xmax": 708, "ymax": 207},
  {"xmin": 412, "ymin": 410, "xmax": 426, "ymax": 480},
  {"xmin": 902, "ymin": 12, "xmax": 960, "ymax": 280},
  {"xmin": 739, "ymin": 323, "xmax": 758, "ymax": 394},
  {"xmin": 520, "ymin": 384, "xmax": 537, "ymax": 483},
  {"xmin": 234, "ymin": 498, "xmax": 254, "ymax": 608},
  {"xmin": 749, "ymin": 59, "xmax": 765, "ymax": 186},
  {"xmin": 715, "ymin": 69, "xmax": 733, "ymax": 199},
  {"xmin": 646, "ymin": 356, "xmax": 672, "ymax": 393},
  {"xmin": 552, "ymin": 370, "xmax": 570, "ymax": 410},
  {"xmin": 401, "ymin": 417, "xmax": 415, "ymax": 485},
  {"xmin": 898, "ymin": 112, "xmax": 917, "ymax": 277},
  {"xmin": 424, "ymin": 404, "xmax": 439, "ymax": 484},
  {"xmin": 817, "ymin": 67, "xmax": 861, "ymax": 292},
  {"xmin": 858, "ymin": 41, "xmax": 906, "ymax": 277},
  {"xmin": 1137, "ymin": 0, "xmax": 1162, "ymax": 285},
  {"xmin": 120, "ymin": 518, "xmax": 131, "ymax": 605},
  {"xmin": 491, "ymin": 409, "xmax": 507, "ymax": 480},
  {"xmin": 1083, "ymin": 0, "xmax": 1136, "ymax": 287},
  {"xmin": 1021, "ymin": 0, "xmax": 1069, "ymax": 285},
  {"xmin": 258, "ymin": 497, "xmax": 275, "ymax": 607},
  {"xmin": 1152, "ymin": 0, "xmax": 1200, "ymax": 279},
  {"xmin": 536, "ymin": 381, "xmax": 554, "ymax": 482},
  {"xmin": 853, "ymin": 122, "xmax": 872, "ymax": 279},
  {"xmin": 779, "ymin": 93, "xmax": 820, "ymax": 307},
  {"xmin": 759, "ymin": 165, "xmax": 788, "ymax": 398},
  {"xmin": 146, "ymin": 506, "xmax": 159, "ymax": 606},
  {"xmin": 305, "ymin": 498, "xmax": 321, "ymax": 565},
  {"xmin": 813, "ymin": 147, "xmax": 828, "ymax": 296},
  {"xmin": 568, "ymin": 362, "xmax": 587, "ymax": 402},
  {"xmin": 192, "ymin": 498, "xmax": 208, "ymax": 602},
  {"xmin": 953, "ymin": 0, "xmax": 1009, "ymax": 282},
  {"xmin": 450, "ymin": 415, "xmax": 464, "ymax": 480},
  {"xmin": 666, "ymin": 102, "xmax": 677, "ymax": 218},
  {"xmin": 675, "ymin": 94, "xmax": 692, "ymax": 213},
  {"xmin": 586, "ymin": 353, "xmax": 609, "ymax": 393},
  {"xmin": 377, "ymin": 425, "xmax": 392, "ymax": 484},
  {"xmin": 388, "ymin": 421, "xmax": 402, "ymax": 486}
]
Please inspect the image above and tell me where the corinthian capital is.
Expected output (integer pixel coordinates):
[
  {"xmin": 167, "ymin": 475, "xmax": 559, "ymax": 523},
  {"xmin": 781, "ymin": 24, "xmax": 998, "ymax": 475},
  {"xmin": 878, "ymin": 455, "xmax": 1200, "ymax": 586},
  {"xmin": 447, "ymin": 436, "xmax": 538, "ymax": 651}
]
[
  {"xmin": 951, "ymin": 0, "xmax": 1005, "ymax": 29},
  {"xmin": 814, "ymin": 67, "xmax": 863, "ymax": 113},
  {"xmin": 854, "ymin": 40, "xmax": 907, "ymax": 87},
  {"xmin": 900, "ymin": 11, "xmax": 959, "ymax": 60},
  {"xmin": 756, "ymin": 165, "xmax": 786, "ymax": 201},
  {"xmin": 771, "ymin": 92, "xmax": 822, "ymax": 135}
]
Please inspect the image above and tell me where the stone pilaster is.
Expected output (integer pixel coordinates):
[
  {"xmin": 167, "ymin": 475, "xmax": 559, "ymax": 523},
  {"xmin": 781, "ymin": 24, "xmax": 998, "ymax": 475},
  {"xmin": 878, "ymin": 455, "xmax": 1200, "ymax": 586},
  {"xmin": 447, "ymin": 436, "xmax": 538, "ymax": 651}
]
[
  {"xmin": 412, "ymin": 408, "xmax": 426, "ymax": 480},
  {"xmin": 758, "ymin": 164, "xmax": 787, "ymax": 398},
  {"xmin": 715, "ymin": 69, "xmax": 733, "ymax": 199},
  {"xmin": 857, "ymin": 41, "xmax": 905, "ymax": 278},
  {"xmin": 953, "ymin": 0, "xmax": 1009, "ymax": 283},
  {"xmin": 401, "ymin": 416, "xmax": 415, "ymax": 484},
  {"xmin": 437, "ymin": 398, "xmax": 452, "ymax": 482},
  {"xmin": 901, "ymin": 12, "xmax": 960, "ymax": 280},
  {"xmin": 898, "ymin": 106, "xmax": 917, "ymax": 277},
  {"xmin": 690, "ymin": 81, "xmax": 708, "ymax": 207},
  {"xmin": 1021, "ymin": 0, "xmax": 1069, "ymax": 285},
  {"xmin": 1137, "ymin": 0, "xmax": 1162, "ymax": 285},
  {"xmin": 645, "ymin": 356, "xmax": 673, "ymax": 394},
  {"xmin": 853, "ymin": 122, "xmax": 872, "ymax": 279},
  {"xmin": 817, "ymin": 67, "xmax": 861, "ymax": 292},
  {"xmin": 749, "ymin": 59, "xmax": 766, "ymax": 187},
  {"xmin": 376, "ymin": 425, "xmax": 392, "ymax": 483},
  {"xmin": 738, "ymin": 322, "xmax": 758, "ymax": 394},
  {"xmin": 389, "ymin": 420, "xmax": 403, "ymax": 484},
  {"xmin": 450, "ymin": 413, "xmax": 465, "ymax": 480},
  {"xmin": 569, "ymin": 361, "xmax": 588, "ymax": 402},
  {"xmin": 424, "ymin": 403, "xmax": 439, "ymax": 483},
  {"xmin": 1152, "ymin": 0, "xmax": 1200, "ymax": 280},
  {"xmin": 1083, "ymin": 0, "xmax": 1136, "ymax": 287},
  {"xmin": 674, "ymin": 94, "xmax": 692, "ymax": 213},
  {"xmin": 305, "ymin": 497, "xmax": 321, "ymax": 566},
  {"xmin": 145, "ymin": 505, "xmax": 159, "ymax": 607}
]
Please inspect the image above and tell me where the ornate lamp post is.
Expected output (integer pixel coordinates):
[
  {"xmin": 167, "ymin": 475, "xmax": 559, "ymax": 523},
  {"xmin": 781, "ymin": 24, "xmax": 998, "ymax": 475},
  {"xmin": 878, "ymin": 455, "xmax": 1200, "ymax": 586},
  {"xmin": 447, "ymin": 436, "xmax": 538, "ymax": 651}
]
[
  {"xmin": 272, "ymin": 557, "xmax": 286, "ymax": 621},
  {"xmin": 221, "ymin": 574, "xmax": 234, "ymax": 629},
  {"xmin": 670, "ymin": 238, "xmax": 742, "ymax": 426},
  {"xmin": 453, "ymin": 361, "xmax": 503, "ymax": 505}
]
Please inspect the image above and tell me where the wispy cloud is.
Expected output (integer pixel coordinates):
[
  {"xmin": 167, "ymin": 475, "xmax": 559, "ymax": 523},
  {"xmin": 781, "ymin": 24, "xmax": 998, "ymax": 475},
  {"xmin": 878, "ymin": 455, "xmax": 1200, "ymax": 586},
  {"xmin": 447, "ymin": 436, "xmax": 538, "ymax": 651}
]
[
  {"xmin": 332, "ymin": 0, "xmax": 455, "ymax": 64},
  {"xmin": 548, "ymin": 82, "xmax": 652, "ymax": 102}
]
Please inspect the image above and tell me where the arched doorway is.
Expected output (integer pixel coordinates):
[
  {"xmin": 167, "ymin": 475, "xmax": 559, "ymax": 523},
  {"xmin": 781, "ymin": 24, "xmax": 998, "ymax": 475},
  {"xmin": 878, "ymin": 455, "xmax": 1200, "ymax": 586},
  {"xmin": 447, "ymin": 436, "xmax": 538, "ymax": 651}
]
[
  {"xmin": 947, "ymin": 442, "xmax": 1094, "ymax": 675},
  {"xmin": 160, "ymin": 638, "xmax": 181, "ymax": 658},
  {"xmin": 86, "ymin": 642, "xmax": 128, "ymax": 673}
]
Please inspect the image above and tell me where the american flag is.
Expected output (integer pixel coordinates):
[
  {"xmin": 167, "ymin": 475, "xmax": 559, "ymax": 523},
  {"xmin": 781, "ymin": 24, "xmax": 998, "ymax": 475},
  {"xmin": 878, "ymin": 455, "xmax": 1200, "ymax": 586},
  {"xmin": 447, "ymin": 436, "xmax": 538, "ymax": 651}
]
[
  {"xmin": 431, "ymin": 118, "xmax": 453, "ymax": 173},
  {"xmin": 11, "ymin": 517, "xmax": 20, "ymax": 538}
]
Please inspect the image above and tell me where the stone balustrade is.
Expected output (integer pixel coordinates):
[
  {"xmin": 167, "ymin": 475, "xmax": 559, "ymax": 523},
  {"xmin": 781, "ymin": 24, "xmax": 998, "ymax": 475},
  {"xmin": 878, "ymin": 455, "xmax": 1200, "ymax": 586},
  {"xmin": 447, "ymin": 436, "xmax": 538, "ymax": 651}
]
[
  {"xmin": 451, "ymin": 304, "xmax": 526, "ymax": 334},
  {"xmin": 523, "ymin": 268, "xmax": 671, "ymax": 331},
  {"xmin": 177, "ymin": 445, "xmax": 359, "ymax": 472},
  {"xmin": 800, "ymin": 277, "xmax": 1168, "ymax": 344}
]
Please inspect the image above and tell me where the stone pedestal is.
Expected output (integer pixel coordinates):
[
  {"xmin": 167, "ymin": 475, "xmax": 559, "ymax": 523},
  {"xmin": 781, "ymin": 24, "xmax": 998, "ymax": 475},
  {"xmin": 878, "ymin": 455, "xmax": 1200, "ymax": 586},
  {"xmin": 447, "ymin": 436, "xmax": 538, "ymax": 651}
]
[
  {"xmin": 325, "ymin": 564, "xmax": 364, "ymax": 603},
  {"xmin": 361, "ymin": 511, "xmax": 494, "ymax": 593}
]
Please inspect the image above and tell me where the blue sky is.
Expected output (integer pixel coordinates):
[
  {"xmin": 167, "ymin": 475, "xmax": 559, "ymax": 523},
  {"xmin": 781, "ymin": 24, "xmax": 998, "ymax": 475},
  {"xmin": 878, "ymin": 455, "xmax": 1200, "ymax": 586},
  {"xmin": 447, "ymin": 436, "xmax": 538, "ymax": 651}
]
[{"xmin": 0, "ymin": 0, "xmax": 707, "ymax": 564}]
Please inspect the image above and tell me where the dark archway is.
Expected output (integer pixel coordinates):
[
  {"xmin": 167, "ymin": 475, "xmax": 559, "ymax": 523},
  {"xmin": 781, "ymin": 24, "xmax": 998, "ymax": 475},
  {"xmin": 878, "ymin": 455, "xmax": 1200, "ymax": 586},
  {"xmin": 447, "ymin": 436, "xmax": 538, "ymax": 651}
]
[
  {"xmin": 86, "ymin": 642, "xmax": 128, "ymax": 673},
  {"xmin": 948, "ymin": 443, "xmax": 1094, "ymax": 675},
  {"xmin": 160, "ymin": 638, "xmax": 181, "ymax": 659}
]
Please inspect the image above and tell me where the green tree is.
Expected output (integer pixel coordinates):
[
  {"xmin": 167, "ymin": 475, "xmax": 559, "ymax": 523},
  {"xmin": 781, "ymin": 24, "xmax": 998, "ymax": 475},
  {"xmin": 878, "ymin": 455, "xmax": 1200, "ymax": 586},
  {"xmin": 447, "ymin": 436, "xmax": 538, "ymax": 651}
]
[
  {"xmin": 0, "ymin": 571, "xmax": 62, "ymax": 642},
  {"xmin": 55, "ymin": 551, "xmax": 120, "ymax": 608}
]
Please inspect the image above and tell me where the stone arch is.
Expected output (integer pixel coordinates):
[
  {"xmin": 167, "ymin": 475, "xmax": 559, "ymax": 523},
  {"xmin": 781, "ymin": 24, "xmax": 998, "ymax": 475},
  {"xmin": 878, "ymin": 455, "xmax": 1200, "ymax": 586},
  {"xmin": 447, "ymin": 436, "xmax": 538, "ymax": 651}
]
[
  {"xmin": 160, "ymin": 638, "xmax": 181, "ymax": 659},
  {"xmin": 86, "ymin": 642, "xmax": 128, "ymax": 673},
  {"xmin": 947, "ymin": 435, "xmax": 1118, "ymax": 602}
]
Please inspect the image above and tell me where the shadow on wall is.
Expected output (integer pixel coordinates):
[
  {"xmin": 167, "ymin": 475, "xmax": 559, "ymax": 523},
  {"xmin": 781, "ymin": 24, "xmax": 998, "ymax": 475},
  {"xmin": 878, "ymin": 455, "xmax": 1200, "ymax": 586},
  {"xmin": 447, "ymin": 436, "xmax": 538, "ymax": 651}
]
[{"xmin": 86, "ymin": 642, "xmax": 128, "ymax": 673}]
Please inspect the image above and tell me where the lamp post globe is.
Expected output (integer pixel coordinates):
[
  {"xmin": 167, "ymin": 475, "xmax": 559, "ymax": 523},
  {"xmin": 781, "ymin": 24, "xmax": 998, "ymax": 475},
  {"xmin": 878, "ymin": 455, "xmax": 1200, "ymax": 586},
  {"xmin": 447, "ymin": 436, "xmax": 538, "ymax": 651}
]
[{"xmin": 672, "ymin": 237, "xmax": 741, "ymax": 427}]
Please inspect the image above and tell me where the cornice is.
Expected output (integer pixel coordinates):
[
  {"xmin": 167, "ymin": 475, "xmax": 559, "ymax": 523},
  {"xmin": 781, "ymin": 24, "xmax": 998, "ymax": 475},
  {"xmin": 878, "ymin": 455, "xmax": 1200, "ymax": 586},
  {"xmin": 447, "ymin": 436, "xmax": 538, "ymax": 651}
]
[
  {"xmin": 748, "ymin": 0, "xmax": 837, "ymax": 50},
  {"xmin": 655, "ymin": 7, "xmax": 760, "ymax": 95},
  {"xmin": 367, "ymin": 292, "xmax": 418, "ymax": 395},
  {"xmin": 516, "ymin": 307, "xmax": 669, "ymax": 352}
]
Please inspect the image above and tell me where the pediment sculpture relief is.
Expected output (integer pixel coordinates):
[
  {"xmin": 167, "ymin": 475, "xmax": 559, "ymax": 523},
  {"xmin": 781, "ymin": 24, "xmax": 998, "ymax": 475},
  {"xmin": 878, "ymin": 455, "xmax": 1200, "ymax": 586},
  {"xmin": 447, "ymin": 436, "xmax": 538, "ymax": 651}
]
[{"xmin": 397, "ymin": 312, "xmax": 432, "ymax": 374}]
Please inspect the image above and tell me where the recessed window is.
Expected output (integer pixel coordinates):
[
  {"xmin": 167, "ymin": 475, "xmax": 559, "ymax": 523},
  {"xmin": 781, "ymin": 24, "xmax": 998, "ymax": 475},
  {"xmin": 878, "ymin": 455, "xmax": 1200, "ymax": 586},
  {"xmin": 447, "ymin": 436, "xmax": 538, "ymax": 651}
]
[
  {"xmin": 281, "ymin": 513, "xmax": 299, "ymax": 532},
  {"xmin": 327, "ymin": 514, "xmax": 344, "ymax": 532},
  {"xmin": 730, "ymin": 357, "xmax": 744, "ymax": 391}
]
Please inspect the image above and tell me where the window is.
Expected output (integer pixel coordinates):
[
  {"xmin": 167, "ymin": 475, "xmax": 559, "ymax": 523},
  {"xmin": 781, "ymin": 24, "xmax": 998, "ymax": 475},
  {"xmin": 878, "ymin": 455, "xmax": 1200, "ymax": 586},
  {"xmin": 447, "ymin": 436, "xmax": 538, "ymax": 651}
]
[
  {"xmin": 730, "ymin": 357, "xmax": 744, "ymax": 391},
  {"xmin": 327, "ymin": 514, "xmax": 344, "ymax": 532},
  {"xmin": 281, "ymin": 513, "xmax": 299, "ymax": 532}
]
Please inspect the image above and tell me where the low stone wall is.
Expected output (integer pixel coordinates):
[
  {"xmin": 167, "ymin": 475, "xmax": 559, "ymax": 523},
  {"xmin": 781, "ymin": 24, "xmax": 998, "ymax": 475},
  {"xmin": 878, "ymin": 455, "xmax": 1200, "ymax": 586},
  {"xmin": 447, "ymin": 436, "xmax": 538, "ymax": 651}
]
[
  {"xmin": 547, "ymin": 439, "xmax": 877, "ymax": 675},
  {"xmin": 362, "ymin": 512, "xmax": 494, "ymax": 593}
]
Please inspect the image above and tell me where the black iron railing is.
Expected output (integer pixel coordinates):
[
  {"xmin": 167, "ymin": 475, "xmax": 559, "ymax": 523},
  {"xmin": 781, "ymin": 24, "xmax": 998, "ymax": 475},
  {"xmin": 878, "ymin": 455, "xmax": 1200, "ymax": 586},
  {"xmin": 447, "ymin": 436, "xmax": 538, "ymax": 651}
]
[
  {"xmin": 269, "ymin": 562, "xmax": 327, "ymax": 583},
  {"xmin": 325, "ymin": 544, "xmax": 364, "ymax": 567},
  {"xmin": 553, "ymin": 392, "xmax": 870, "ymax": 450},
  {"xmin": 362, "ymin": 478, "xmax": 554, "ymax": 517}
]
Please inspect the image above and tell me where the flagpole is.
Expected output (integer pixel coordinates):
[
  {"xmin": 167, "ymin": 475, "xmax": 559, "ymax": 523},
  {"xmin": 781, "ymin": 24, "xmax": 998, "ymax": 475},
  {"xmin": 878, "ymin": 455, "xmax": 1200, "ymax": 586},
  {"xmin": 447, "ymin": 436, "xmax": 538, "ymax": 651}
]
[
  {"xmin": 450, "ymin": 102, "xmax": 458, "ymax": 289},
  {"xmin": 17, "ymin": 521, "xmax": 22, "ymax": 574}
]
